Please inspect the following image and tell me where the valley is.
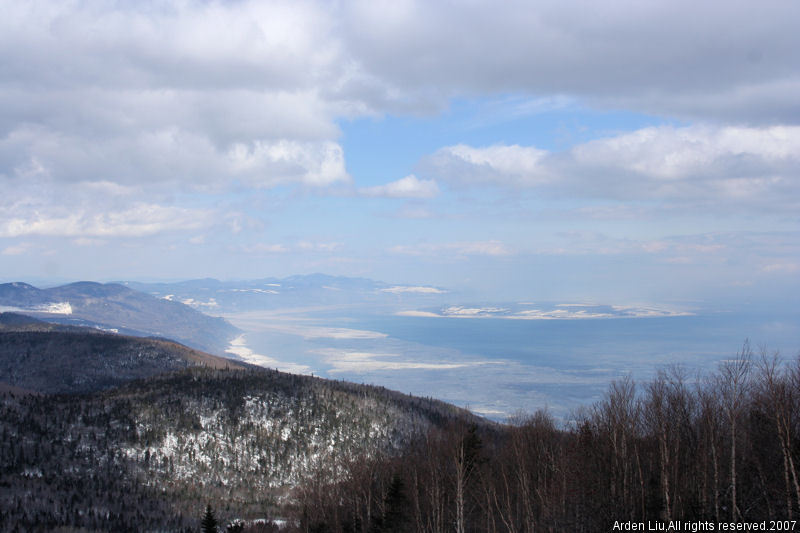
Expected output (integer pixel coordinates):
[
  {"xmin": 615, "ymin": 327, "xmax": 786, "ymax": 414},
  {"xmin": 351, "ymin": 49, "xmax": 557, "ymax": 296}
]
[{"xmin": 1, "ymin": 279, "xmax": 799, "ymax": 531}]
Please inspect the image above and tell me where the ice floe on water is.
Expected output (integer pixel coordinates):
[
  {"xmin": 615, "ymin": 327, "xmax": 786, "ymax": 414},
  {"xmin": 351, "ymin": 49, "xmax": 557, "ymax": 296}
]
[
  {"xmin": 311, "ymin": 347, "xmax": 494, "ymax": 372},
  {"xmin": 225, "ymin": 335, "xmax": 312, "ymax": 375},
  {"xmin": 395, "ymin": 302, "xmax": 692, "ymax": 320}
]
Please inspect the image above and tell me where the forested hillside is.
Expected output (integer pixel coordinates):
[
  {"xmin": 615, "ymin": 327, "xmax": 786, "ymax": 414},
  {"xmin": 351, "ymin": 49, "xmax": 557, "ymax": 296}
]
[
  {"xmin": 3, "ymin": 339, "xmax": 800, "ymax": 532},
  {"xmin": 0, "ymin": 313, "xmax": 246, "ymax": 394},
  {"xmin": 0, "ymin": 366, "xmax": 477, "ymax": 531}
]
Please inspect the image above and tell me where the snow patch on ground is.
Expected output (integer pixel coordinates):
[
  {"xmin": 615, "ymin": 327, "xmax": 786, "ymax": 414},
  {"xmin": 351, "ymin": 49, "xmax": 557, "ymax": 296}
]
[
  {"xmin": 381, "ymin": 285, "xmax": 446, "ymax": 294},
  {"xmin": 230, "ymin": 288, "xmax": 279, "ymax": 294},
  {"xmin": 162, "ymin": 294, "xmax": 219, "ymax": 308},
  {"xmin": 38, "ymin": 302, "xmax": 73, "ymax": 314},
  {"xmin": 0, "ymin": 302, "xmax": 73, "ymax": 315}
]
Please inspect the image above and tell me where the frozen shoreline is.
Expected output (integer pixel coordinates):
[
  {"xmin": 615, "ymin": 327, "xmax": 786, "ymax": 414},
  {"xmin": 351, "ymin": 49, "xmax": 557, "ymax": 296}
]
[{"xmin": 225, "ymin": 334, "xmax": 313, "ymax": 375}]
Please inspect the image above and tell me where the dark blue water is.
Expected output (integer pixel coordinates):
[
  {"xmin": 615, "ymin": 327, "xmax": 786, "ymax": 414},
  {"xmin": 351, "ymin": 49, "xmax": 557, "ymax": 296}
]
[
  {"xmin": 239, "ymin": 309, "xmax": 800, "ymax": 419},
  {"xmin": 347, "ymin": 311, "xmax": 800, "ymax": 371}
]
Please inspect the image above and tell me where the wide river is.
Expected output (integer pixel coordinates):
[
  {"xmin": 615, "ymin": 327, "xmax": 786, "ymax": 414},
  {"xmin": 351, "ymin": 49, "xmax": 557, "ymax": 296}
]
[{"xmin": 223, "ymin": 308, "xmax": 800, "ymax": 421}]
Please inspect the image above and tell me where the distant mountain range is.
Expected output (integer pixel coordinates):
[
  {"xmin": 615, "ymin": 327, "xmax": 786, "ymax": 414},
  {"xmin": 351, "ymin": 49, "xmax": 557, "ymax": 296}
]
[
  {"xmin": 0, "ymin": 281, "xmax": 239, "ymax": 353},
  {"xmin": 120, "ymin": 275, "xmax": 691, "ymax": 321},
  {"xmin": 122, "ymin": 273, "xmax": 449, "ymax": 313}
]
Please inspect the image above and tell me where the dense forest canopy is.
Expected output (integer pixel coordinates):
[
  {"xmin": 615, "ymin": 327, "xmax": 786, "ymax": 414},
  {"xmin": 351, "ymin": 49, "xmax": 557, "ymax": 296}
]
[{"xmin": 3, "ymin": 341, "xmax": 800, "ymax": 532}]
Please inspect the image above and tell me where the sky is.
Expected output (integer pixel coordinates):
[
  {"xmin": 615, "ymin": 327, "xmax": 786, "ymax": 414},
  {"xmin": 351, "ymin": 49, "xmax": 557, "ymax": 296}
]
[{"xmin": 1, "ymin": 0, "xmax": 799, "ymax": 309}]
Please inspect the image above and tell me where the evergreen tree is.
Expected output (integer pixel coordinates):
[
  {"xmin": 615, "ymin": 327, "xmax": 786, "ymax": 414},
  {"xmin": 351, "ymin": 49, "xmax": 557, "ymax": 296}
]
[
  {"xmin": 201, "ymin": 504, "xmax": 218, "ymax": 533},
  {"xmin": 371, "ymin": 474, "xmax": 410, "ymax": 533}
]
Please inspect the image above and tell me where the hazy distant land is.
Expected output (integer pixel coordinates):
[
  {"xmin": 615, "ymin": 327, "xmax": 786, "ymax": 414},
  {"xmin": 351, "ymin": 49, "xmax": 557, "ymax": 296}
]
[{"xmin": 130, "ymin": 276, "xmax": 800, "ymax": 420}]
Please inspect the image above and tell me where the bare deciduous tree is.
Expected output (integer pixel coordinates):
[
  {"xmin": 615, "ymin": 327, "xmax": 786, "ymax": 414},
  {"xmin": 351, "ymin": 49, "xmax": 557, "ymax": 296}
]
[{"xmin": 718, "ymin": 340, "xmax": 753, "ymax": 521}]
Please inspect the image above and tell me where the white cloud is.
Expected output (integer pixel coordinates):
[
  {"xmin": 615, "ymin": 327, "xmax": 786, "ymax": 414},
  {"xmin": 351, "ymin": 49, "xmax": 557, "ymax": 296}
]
[
  {"xmin": 359, "ymin": 174, "xmax": 439, "ymax": 198},
  {"xmin": 426, "ymin": 145, "xmax": 549, "ymax": 187},
  {"xmin": 1, "ymin": 0, "xmax": 797, "ymax": 198},
  {"xmin": 0, "ymin": 0, "xmax": 798, "ymax": 281},
  {"xmin": 296, "ymin": 241, "xmax": 342, "ymax": 252},
  {"xmin": 0, "ymin": 1, "xmax": 798, "ymax": 224},
  {"xmin": 227, "ymin": 140, "xmax": 349, "ymax": 189},
  {"xmin": 761, "ymin": 263, "xmax": 800, "ymax": 274},
  {"xmin": 0, "ymin": 125, "xmax": 349, "ymax": 190},
  {"xmin": 444, "ymin": 306, "xmax": 508, "ymax": 317},
  {"xmin": 0, "ymin": 1, "xmax": 349, "ymax": 193},
  {"xmin": 535, "ymin": 232, "xmax": 733, "ymax": 258},
  {"xmin": 423, "ymin": 125, "xmax": 800, "ymax": 211},
  {"xmin": 241, "ymin": 241, "xmax": 342, "ymax": 254},
  {"xmin": 76, "ymin": 181, "xmax": 138, "ymax": 196},
  {"xmin": 1, "ymin": 242, "xmax": 34, "ymax": 255},
  {"xmin": 390, "ymin": 205, "xmax": 436, "ymax": 219},
  {"xmin": 570, "ymin": 125, "xmax": 799, "ymax": 181},
  {"xmin": 0, "ymin": 203, "xmax": 212, "ymax": 238},
  {"xmin": 390, "ymin": 240, "xmax": 513, "ymax": 257},
  {"xmin": 395, "ymin": 310, "xmax": 441, "ymax": 317},
  {"xmin": 454, "ymin": 241, "xmax": 513, "ymax": 256},
  {"xmin": 243, "ymin": 243, "xmax": 290, "ymax": 254},
  {"xmin": 72, "ymin": 238, "xmax": 108, "ymax": 247},
  {"xmin": 342, "ymin": 0, "xmax": 800, "ymax": 123}
]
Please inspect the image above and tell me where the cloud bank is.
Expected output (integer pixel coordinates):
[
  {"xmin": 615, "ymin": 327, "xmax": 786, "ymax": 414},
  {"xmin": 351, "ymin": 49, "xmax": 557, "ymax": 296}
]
[
  {"xmin": 3, "ymin": 0, "xmax": 799, "ymax": 195},
  {"xmin": 389, "ymin": 241, "xmax": 513, "ymax": 258},
  {"xmin": 423, "ymin": 125, "xmax": 800, "ymax": 211},
  {"xmin": 359, "ymin": 175, "xmax": 439, "ymax": 199},
  {"xmin": 0, "ymin": 0, "xmax": 797, "ymax": 298}
]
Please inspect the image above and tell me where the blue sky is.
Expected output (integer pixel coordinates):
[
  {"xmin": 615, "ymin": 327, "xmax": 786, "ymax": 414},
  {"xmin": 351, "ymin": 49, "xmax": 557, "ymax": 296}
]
[{"xmin": 1, "ymin": 0, "xmax": 799, "ymax": 310}]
